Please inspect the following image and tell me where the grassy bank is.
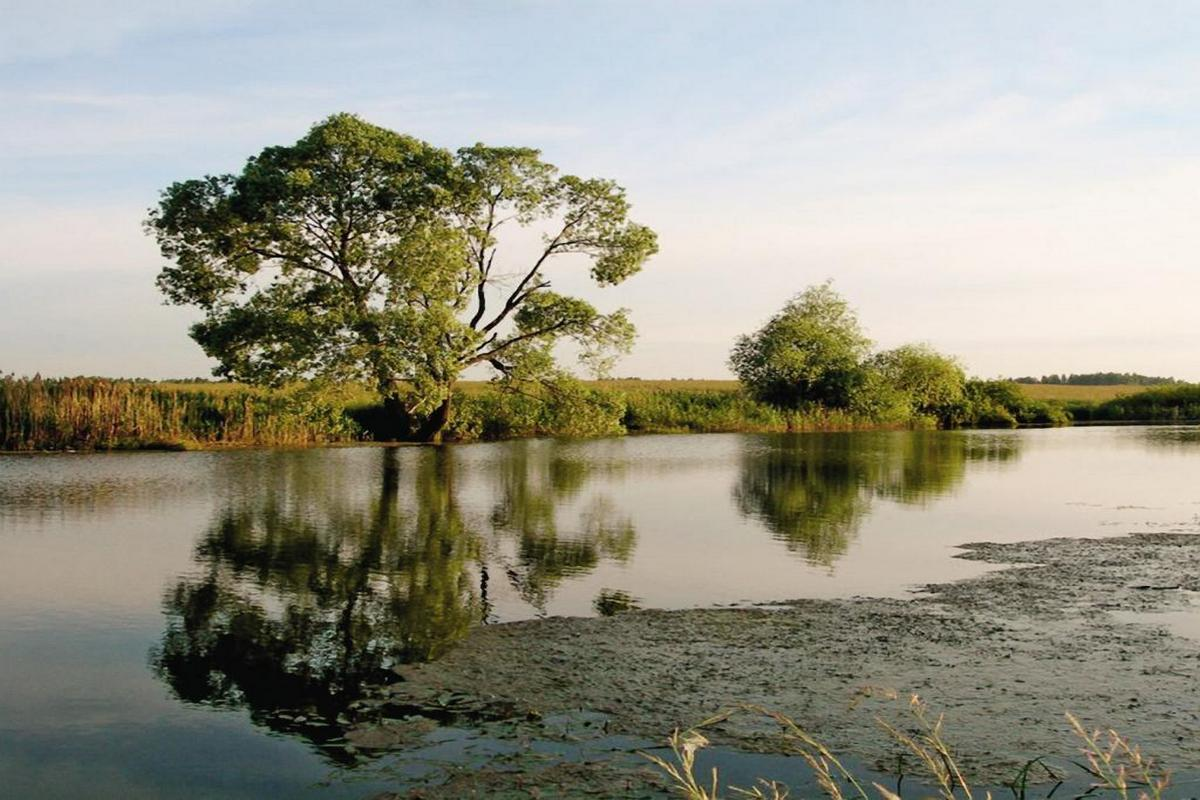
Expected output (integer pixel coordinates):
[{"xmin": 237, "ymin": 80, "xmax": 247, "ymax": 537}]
[
  {"xmin": 2, "ymin": 375, "xmax": 1196, "ymax": 451},
  {"xmin": 0, "ymin": 376, "xmax": 360, "ymax": 451},
  {"xmin": 0, "ymin": 376, "xmax": 925, "ymax": 451},
  {"xmin": 1065, "ymin": 383, "xmax": 1200, "ymax": 423}
]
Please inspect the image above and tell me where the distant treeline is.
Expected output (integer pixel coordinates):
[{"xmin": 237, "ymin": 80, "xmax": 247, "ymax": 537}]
[
  {"xmin": 1011, "ymin": 372, "xmax": 1180, "ymax": 386},
  {"xmin": 3, "ymin": 375, "xmax": 1199, "ymax": 452}
]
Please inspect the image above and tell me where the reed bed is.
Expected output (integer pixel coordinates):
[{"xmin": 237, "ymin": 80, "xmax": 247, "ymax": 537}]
[
  {"xmin": 6, "ymin": 375, "xmax": 1197, "ymax": 450},
  {"xmin": 621, "ymin": 389, "xmax": 899, "ymax": 434},
  {"xmin": 0, "ymin": 376, "xmax": 359, "ymax": 451}
]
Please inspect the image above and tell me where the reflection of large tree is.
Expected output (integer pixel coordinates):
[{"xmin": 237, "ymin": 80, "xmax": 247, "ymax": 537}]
[
  {"xmin": 735, "ymin": 431, "xmax": 1020, "ymax": 565},
  {"xmin": 153, "ymin": 442, "xmax": 639, "ymax": 744},
  {"xmin": 153, "ymin": 448, "xmax": 481, "ymax": 737},
  {"xmin": 488, "ymin": 442, "xmax": 635, "ymax": 611}
]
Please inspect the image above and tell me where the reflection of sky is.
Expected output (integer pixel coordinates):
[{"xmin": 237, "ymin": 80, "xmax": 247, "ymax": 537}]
[
  {"xmin": 0, "ymin": 623, "xmax": 397, "ymax": 799},
  {"xmin": 2, "ymin": 428, "xmax": 1200, "ymax": 797},
  {"xmin": 4, "ymin": 428, "xmax": 1200, "ymax": 620}
]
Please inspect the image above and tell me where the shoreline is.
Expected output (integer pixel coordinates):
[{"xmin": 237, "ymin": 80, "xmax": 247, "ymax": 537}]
[
  {"xmin": 2, "ymin": 418, "xmax": 1198, "ymax": 455},
  {"xmin": 335, "ymin": 529, "xmax": 1200, "ymax": 796}
]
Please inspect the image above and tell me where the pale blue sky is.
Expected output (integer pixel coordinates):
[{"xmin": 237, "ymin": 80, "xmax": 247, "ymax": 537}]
[{"xmin": 3, "ymin": 1, "xmax": 1200, "ymax": 379}]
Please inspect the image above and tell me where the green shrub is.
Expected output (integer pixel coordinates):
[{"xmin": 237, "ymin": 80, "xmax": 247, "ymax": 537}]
[
  {"xmin": 1088, "ymin": 384, "xmax": 1200, "ymax": 422},
  {"xmin": 447, "ymin": 380, "xmax": 626, "ymax": 441},
  {"xmin": 729, "ymin": 283, "xmax": 872, "ymax": 409},
  {"xmin": 869, "ymin": 344, "xmax": 966, "ymax": 423}
]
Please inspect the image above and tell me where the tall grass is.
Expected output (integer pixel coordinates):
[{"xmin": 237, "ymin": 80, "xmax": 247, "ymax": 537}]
[
  {"xmin": 646, "ymin": 696, "xmax": 1171, "ymax": 800},
  {"xmin": 622, "ymin": 390, "xmax": 911, "ymax": 434},
  {"xmin": 6, "ymin": 374, "xmax": 1196, "ymax": 451},
  {"xmin": 0, "ymin": 376, "xmax": 359, "ymax": 451}
]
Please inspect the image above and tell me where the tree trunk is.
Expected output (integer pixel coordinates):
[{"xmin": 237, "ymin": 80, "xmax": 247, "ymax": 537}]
[{"xmin": 415, "ymin": 395, "xmax": 453, "ymax": 444}]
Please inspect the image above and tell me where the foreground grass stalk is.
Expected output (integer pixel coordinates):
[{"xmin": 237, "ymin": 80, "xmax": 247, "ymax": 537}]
[
  {"xmin": 647, "ymin": 698, "xmax": 1170, "ymax": 800},
  {"xmin": 1065, "ymin": 712, "xmax": 1170, "ymax": 800},
  {"xmin": 643, "ymin": 729, "xmax": 723, "ymax": 799}
]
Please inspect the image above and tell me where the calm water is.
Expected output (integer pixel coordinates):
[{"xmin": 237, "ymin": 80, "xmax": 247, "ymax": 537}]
[{"xmin": 3, "ymin": 427, "xmax": 1200, "ymax": 798}]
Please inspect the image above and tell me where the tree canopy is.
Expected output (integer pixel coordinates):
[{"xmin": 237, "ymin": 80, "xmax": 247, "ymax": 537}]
[
  {"xmin": 871, "ymin": 343, "xmax": 966, "ymax": 418},
  {"xmin": 728, "ymin": 282, "xmax": 872, "ymax": 408},
  {"xmin": 147, "ymin": 113, "xmax": 657, "ymax": 441},
  {"xmin": 730, "ymin": 283, "xmax": 974, "ymax": 425}
]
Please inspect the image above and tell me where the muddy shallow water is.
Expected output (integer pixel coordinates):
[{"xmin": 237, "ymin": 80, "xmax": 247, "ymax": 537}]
[
  {"xmin": 2, "ymin": 427, "xmax": 1200, "ymax": 798},
  {"xmin": 370, "ymin": 531, "xmax": 1200, "ymax": 796}
]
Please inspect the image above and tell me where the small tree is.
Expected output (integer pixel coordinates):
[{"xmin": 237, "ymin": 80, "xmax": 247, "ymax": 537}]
[
  {"xmin": 728, "ymin": 282, "xmax": 871, "ymax": 408},
  {"xmin": 148, "ymin": 114, "xmax": 657, "ymax": 442},
  {"xmin": 871, "ymin": 343, "xmax": 966, "ymax": 420}
]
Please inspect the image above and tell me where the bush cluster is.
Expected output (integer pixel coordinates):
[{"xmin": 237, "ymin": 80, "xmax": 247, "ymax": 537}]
[
  {"xmin": 726, "ymin": 284, "xmax": 1093, "ymax": 430},
  {"xmin": 1067, "ymin": 384, "xmax": 1200, "ymax": 423}
]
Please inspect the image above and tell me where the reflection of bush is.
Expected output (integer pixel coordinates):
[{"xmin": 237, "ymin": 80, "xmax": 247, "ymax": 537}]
[
  {"xmin": 594, "ymin": 589, "xmax": 641, "ymax": 616},
  {"xmin": 1140, "ymin": 426, "xmax": 1200, "ymax": 447},
  {"xmin": 735, "ymin": 432, "xmax": 1021, "ymax": 565},
  {"xmin": 489, "ymin": 443, "xmax": 637, "ymax": 610}
]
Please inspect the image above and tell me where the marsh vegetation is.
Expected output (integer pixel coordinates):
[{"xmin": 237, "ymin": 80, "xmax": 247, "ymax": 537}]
[{"xmin": 5, "ymin": 373, "xmax": 1195, "ymax": 451}]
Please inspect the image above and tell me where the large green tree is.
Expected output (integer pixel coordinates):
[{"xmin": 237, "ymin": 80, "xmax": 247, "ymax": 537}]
[{"xmin": 148, "ymin": 114, "xmax": 657, "ymax": 441}]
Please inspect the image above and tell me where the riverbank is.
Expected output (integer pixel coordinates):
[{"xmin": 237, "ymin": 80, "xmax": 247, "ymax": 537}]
[
  {"xmin": 338, "ymin": 530, "xmax": 1200, "ymax": 797},
  {"xmin": 3, "ymin": 375, "xmax": 1196, "ymax": 451}
]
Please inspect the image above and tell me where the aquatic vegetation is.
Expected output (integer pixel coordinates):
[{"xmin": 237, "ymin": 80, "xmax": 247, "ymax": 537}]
[
  {"xmin": 646, "ymin": 698, "xmax": 1172, "ymax": 800},
  {"xmin": 3, "ymin": 373, "xmax": 1195, "ymax": 451},
  {"xmin": 448, "ymin": 379, "xmax": 628, "ymax": 440},
  {"xmin": 0, "ymin": 375, "xmax": 359, "ymax": 450},
  {"xmin": 0, "ymin": 375, "xmax": 915, "ymax": 450},
  {"xmin": 622, "ymin": 389, "xmax": 889, "ymax": 434}
]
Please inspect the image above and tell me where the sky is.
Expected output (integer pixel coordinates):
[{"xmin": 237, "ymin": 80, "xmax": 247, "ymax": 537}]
[{"xmin": 2, "ymin": 0, "xmax": 1200, "ymax": 381}]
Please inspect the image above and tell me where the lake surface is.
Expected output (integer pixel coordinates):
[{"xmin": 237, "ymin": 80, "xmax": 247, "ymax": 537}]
[{"xmin": 3, "ymin": 427, "xmax": 1200, "ymax": 798}]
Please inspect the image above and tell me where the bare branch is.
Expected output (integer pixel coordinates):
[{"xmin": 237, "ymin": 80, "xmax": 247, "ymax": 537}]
[
  {"xmin": 478, "ymin": 198, "xmax": 600, "ymax": 334},
  {"xmin": 472, "ymin": 321, "xmax": 573, "ymax": 363}
]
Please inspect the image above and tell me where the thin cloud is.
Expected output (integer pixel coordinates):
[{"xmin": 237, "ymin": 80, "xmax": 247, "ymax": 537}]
[{"xmin": 0, "ymin": 0, "xmax": 258, "ymax": 63}]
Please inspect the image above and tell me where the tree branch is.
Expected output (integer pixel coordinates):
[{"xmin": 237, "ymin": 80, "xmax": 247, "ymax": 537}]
[
  {"xmin": 471, "ymin": 321, "xmax": 573, "ymax": 363},
  {"xmin": 244, "ymin": 246, "xmax": 341, "ymax": 280},
  {"xmin": 467, "ymin": 192, "xmax": 502, "ymax": 329},
  {"xmin": 479, "ymin": 249, "xmax": 557, "ymax": 333},
  {"xmin": 468, "ymin": 249, "xmax": 497, "ymax": 328},
  {"xmin": 478, "ymin": 200, "xmax": 598, "ymax": 334}
]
